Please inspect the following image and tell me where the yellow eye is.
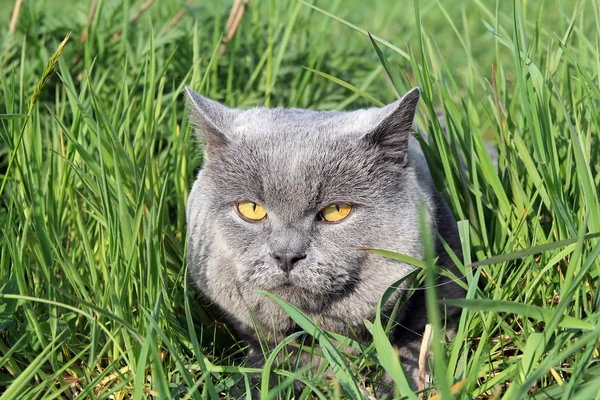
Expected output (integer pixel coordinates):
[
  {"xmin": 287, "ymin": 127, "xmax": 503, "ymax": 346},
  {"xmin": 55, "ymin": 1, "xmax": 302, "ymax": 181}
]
[
  {"xmin": 237, "ymin": 202, "xmax": 267, "ymax": 221},
  {"xmin": 319, "ymin": 203, "xmax": 352, "ymax": 222}
]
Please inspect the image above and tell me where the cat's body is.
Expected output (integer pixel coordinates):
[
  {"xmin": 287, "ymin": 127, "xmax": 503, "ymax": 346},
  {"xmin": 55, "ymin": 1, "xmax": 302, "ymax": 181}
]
[{"xmin": 185, "ymin": 87, "xmax": 464, "ymax": 393}]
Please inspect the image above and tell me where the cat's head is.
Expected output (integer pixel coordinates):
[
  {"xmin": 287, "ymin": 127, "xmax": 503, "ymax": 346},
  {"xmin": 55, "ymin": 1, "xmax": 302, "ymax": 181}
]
[{"xmin": 186, "ymin": 88, "xmax": 430, "ymax": 313}]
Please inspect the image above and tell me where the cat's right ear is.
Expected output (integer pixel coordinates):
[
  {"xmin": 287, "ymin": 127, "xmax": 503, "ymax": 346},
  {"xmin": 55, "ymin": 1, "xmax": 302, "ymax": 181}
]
[{"xmin": 185, "ymin": 87, "xmax": 236, "ymax": 157}]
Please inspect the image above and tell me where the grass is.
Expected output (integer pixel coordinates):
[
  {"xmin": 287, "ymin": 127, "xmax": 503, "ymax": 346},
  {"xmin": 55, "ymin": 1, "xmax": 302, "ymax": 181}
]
[{"xmin": 0, "ymin": 0, "xmax": 599, "ymax": 398}]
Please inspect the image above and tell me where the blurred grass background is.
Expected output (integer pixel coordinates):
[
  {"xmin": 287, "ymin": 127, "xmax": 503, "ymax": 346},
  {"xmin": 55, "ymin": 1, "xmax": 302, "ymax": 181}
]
[{"xmin": 1, "ymin": 0, "xmax": 599, "ymax": 398}]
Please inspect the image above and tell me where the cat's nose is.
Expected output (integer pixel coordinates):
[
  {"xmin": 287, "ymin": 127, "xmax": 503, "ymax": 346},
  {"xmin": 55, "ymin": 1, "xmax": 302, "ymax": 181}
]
[{"xmin": 272, "ymin": 252, "xmax": 306, "ymax": 273}]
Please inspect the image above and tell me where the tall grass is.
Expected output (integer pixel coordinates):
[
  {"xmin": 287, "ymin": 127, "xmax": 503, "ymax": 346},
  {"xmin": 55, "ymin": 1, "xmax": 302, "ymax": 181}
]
[{"xmin": 0, "ymin": 0, "xmax": 599, "ymax": 398}]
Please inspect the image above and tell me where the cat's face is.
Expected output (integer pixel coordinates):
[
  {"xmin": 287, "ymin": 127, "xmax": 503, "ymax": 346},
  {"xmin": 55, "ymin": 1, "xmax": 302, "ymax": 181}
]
[{"xmin": 186, "ymin": 89, "xmax": 424, "ymax": 312}]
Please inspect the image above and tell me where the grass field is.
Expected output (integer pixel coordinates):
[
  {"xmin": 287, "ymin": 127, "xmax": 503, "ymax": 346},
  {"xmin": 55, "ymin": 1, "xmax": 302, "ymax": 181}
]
[{"xmin": 1, "ymin": 0, "xmax": 600, "ymax": 398}]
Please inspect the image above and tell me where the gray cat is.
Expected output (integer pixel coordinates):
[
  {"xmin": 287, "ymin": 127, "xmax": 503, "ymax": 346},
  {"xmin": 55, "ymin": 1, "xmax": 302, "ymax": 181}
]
[{"xmin": 185, "ymin": 87, "xmax": 464, "ymax": 396}]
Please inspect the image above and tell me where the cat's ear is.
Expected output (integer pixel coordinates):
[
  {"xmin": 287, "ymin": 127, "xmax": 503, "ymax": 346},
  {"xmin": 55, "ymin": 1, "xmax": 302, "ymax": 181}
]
[
  {"xmin": 362, "ymin": 87, "xmax": 420, "ymax": 166},
  {"xmin": 185, "ymin": 87, "xmax": 236, "ymax": 157}
]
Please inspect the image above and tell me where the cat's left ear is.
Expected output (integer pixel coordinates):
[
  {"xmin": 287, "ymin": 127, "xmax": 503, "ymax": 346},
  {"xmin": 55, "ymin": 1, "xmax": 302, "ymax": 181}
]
[{"xmin": 362, "ymin": 87, "xmax": 420, "ymax": 166}]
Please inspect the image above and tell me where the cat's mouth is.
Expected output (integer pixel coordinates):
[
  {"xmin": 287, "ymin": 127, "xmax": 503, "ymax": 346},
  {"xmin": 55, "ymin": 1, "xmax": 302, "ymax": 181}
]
[
  {"xmin": 242, "ymin": 261, "xmax": 324, "ymax": 295},
  {"xmin": 274, "ymin": 276, "xmax": 301, "ymax": 290},
  {"xmin": 269, "ymin": 281, "xmax": 312, "ymax": 301},
  {"xmin": 245, "ymin": 272, "xmax": 298, "ymax": 291},
  {"xmin": 264, "ymin": 275, "xmax": 310, "ymax": 295}
]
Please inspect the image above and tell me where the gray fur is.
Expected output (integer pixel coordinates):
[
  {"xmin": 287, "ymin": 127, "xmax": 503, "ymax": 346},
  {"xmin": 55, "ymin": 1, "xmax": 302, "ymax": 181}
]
[{"xmin": 185, "ymin": 87, "xmax": 464, "ymax": 394}]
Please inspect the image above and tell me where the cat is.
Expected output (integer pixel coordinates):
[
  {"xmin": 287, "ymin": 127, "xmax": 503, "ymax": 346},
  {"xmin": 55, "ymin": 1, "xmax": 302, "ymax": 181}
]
[{"xmin": 185, "ymin": 86, "xmax": 465, "ymax": 396}]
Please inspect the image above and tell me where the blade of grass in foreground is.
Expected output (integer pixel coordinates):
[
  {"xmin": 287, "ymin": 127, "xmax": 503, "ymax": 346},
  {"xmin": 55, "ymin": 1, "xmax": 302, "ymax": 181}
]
[
  {"xmin": 260, "ymin": 330, "xmax": 306, "ymax": 398},
  {"xmin": 255, "ymin": 290, "xmax": 364, "ymax": 400},
  {"xmin": 508, "ymin": 324, "xmax": 600, "ymax": 399},
  {"xmin": 141, "ymin": 307, "xmax": 201, "ymax": 400},
  {"xmin": 370, "ymin": 275, "xmax": 419, "ymax": 399},
  {"xmin": 0, "ymin": 33, "xmax": 70, "ymax": 200},
  {"xmin": 0, "ymin": 113, "xmax": 26, "ymax": 119},
  {"xmin": 183, "ymin": 272, "xmax": 219, "ymax": 399},
  {"xmin": 359, "ymin": 249, "xmax": 426, "ymax": 269},
  {"xmin": 466, "ymin": 231, "xmax": 600, "ymax": 268},
  {"xmin": 0, "ymin": 331, "xmax": 66, "ymax": 400},
  {"xmin": 420, "ymin": 204, "xmax": 451, "ymax": 400},
  {"xmin": 1, "ymin": 293, "xmax": 139, "ymax": 356},
  {"xmin": 444, "ymin": 299, "xmax": 594, "ymax": 330},
  {"xmin": 304, "ymin": 67, "xmax": 384, "ymax": 107},
  {"xmin": 367, "ymin": 32, "xmax": 405, "ymax": 96}
]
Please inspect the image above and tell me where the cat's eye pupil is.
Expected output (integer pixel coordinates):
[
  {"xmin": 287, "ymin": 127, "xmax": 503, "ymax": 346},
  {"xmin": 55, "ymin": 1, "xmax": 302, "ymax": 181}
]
[{"xmin": 252, "ymin": 203, "xmax": 257, "ymax": 211}]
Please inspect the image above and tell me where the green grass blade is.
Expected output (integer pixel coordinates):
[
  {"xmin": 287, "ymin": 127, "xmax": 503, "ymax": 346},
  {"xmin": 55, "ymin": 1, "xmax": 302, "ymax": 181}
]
[
  {"xmin": 444, "ymin": 299, "xmax": 594, "ymax": 330},
  {"xmin": 255, "ymin": 290, "xmax": 364, "ymax": 400}
]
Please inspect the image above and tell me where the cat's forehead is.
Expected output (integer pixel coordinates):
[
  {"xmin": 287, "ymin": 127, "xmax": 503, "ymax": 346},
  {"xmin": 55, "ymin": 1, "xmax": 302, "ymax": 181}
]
[
  {"xmin": 224, "ymin": 108, "xmax": 374, "ymax": 181},
  {"xmin": 230, "ymin": 107, "xmax": 384, "ymax": 139}
]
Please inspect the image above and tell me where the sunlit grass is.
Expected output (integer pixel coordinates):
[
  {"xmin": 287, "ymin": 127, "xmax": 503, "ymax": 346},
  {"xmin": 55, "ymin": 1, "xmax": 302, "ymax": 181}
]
[{"xmin": 1, "ymin": 0, "xmax": 599, "ymax": 398}]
